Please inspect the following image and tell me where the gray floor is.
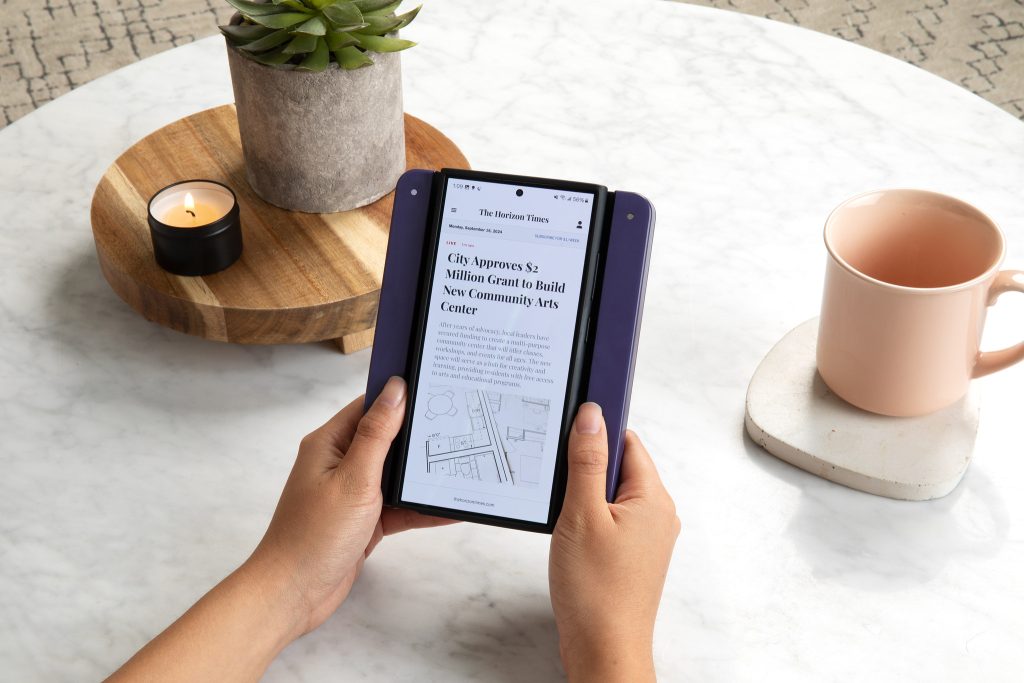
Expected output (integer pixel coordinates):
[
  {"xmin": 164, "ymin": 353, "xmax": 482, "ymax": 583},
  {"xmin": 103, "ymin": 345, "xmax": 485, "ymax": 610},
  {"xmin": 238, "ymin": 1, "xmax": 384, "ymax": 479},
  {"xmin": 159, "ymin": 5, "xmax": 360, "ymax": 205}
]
[{"xmin": 1, "ymin": 0, "xmax": 1022, "ymax": 128}]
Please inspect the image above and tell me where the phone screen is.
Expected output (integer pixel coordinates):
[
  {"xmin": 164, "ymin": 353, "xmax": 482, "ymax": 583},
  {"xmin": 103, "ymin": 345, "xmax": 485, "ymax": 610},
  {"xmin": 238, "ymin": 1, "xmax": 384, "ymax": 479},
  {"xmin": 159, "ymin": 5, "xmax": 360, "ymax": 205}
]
[{"xmin": 397, "ymin": 174, "xmax": 601, "ymax": 525}]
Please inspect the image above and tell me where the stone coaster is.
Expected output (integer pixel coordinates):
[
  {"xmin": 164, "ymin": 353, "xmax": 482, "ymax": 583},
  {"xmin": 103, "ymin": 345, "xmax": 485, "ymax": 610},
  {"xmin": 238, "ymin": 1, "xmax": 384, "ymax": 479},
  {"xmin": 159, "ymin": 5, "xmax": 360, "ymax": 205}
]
[{"xmin": 744, "ymin": 318, "xmax": 979, "ymax": 501}]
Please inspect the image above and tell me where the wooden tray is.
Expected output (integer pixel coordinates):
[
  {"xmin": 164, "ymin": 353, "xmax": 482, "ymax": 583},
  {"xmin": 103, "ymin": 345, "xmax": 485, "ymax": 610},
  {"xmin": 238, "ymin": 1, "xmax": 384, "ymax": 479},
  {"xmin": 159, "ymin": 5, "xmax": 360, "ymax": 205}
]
[{"xmin": 90, "ymin": 104, "xmax": 468, "ymax": 353}]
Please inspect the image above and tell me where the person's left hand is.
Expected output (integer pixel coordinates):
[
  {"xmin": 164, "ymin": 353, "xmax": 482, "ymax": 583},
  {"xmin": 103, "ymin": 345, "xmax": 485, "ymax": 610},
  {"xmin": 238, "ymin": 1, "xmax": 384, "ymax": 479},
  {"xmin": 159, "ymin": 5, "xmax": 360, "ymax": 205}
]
[{"xmin": 246, "ymin": 376, "xmax": 454, "ymax": 636}]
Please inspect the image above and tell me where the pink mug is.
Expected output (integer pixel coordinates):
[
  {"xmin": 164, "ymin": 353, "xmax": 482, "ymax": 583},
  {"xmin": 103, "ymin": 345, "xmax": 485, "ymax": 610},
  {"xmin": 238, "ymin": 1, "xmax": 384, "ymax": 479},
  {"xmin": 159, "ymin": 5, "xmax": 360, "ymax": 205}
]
[{"xmin": 817, "ymin": 189, "xmax": 1024, "ymax": 417}]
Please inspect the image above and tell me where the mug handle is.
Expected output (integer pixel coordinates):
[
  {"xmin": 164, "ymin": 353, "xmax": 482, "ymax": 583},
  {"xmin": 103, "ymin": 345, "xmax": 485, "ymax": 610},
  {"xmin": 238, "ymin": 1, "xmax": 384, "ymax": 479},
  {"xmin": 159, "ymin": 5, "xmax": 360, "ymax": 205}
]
[{"xmin": 973, "ymin": 270, "xmax": 1024, "ymax": 378}]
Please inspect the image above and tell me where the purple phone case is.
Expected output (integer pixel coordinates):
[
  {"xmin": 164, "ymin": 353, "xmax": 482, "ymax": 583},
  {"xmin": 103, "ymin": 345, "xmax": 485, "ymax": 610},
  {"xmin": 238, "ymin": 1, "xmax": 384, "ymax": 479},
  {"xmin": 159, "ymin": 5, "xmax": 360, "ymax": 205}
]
[{"xmin": 365, "ymin": 169, "xmax": 655, "ymax": 502}]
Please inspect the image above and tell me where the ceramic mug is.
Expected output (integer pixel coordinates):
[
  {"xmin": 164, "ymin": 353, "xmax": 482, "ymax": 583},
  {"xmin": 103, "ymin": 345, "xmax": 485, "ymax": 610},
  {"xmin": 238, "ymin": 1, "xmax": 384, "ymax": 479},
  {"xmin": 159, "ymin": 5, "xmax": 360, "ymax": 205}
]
[{"xmin": 817, "ymin": 189, "xmax": 1024, "ymax": 417}]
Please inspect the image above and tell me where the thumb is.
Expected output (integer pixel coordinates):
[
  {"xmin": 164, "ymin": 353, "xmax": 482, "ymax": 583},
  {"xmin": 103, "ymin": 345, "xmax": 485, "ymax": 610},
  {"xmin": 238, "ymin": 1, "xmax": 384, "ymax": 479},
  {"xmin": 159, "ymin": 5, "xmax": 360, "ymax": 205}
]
[
  {"xmin": 561, "ymin": 402, "xmax": 610, "ymax": 519},
  {"xmin": 342, "ymin": 376, "xmax": 407, "ymax": 489}
]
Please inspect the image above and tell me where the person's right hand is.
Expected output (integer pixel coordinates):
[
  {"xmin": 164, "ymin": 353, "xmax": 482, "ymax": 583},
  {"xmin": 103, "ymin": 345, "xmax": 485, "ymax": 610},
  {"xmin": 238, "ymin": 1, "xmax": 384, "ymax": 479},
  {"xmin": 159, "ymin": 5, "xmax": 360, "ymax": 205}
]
[{"xmin": 549, "ymin": 403, "xmax": 679, "ymax": 682}]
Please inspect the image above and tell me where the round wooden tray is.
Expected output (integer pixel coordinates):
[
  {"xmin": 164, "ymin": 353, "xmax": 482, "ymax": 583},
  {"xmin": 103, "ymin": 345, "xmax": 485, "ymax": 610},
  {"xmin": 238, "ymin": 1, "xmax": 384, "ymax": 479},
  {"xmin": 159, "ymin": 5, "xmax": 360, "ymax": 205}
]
[{"xmin": 91, "ymin": 104, "xmax": 468, "ymax": 353}]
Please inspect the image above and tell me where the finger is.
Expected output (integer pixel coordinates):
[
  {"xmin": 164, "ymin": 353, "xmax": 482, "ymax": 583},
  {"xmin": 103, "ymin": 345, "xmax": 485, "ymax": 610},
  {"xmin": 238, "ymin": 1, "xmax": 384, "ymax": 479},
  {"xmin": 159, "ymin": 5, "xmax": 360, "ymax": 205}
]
[
  {"xmin": 342, "ymin": 376, "xmax": 407, "ymax": 487},
  {"xmin": 562, "ymin": 402, "xmax": 611, "ymax": 517},
  {"xmin": 613, "ymin": 430, "xmax": 665, "ymax": 503},
  {"xmin": 297, "ymin": 396, "xmax": 365, "ymax": 473},
  {"xmin": 381, "ymin": 507, "xmax": 460, "ymax": 536},
  {"xmin": 312, "ymin": 395, "xmax": 365, "ymax": 452}
]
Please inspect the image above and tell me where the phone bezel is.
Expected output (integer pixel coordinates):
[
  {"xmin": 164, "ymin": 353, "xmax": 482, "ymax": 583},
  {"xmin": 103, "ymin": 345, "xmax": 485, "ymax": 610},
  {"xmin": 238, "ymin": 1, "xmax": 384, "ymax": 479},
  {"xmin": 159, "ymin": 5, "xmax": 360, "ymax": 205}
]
[{"xmin": 390, "ymin": 168, "xmax": 607, "ymax": 533}]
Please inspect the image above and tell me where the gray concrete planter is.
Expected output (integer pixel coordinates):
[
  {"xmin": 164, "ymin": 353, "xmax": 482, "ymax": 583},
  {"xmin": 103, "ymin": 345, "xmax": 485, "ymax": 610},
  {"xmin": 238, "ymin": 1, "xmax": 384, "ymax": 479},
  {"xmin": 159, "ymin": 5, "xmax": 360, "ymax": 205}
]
[{"xmin": 225, "ymin": 39, "xmax": 406, "ymax": 214}]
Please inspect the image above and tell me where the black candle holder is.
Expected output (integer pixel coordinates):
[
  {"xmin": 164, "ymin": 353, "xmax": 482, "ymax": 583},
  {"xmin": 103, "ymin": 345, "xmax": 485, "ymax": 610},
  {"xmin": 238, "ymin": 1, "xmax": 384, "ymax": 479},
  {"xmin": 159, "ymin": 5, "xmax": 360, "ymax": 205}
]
[{"xmin": 147, "ymin": 179, "xmax": 243, "ymax": 276}]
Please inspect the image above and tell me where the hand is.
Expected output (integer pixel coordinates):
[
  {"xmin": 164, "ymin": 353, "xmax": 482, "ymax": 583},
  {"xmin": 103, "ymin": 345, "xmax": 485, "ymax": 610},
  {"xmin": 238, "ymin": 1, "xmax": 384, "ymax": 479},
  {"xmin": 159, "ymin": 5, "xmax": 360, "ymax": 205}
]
[
  {"xmin": 107, "ymin": 378, "xmax": 456, "ymax": 683},
  {"xmin": 248, "ymin": 376, "xmax": 455, "ymax": 637},
  {"xmin": 549, "ymin": 403, "xmax": 679, "ymax": 682}
]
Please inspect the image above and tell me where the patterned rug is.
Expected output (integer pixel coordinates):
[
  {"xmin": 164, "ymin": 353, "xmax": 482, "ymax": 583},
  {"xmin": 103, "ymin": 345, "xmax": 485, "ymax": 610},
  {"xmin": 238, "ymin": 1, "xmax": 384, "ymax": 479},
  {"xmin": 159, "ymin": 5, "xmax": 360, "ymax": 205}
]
[
  {"xmin": 0, "ymin": 1, "xmax": 233, "ymax": 126},
  {"xmin": 1, "ymin": 0, "xmax": 1022, "ymax": 128}
]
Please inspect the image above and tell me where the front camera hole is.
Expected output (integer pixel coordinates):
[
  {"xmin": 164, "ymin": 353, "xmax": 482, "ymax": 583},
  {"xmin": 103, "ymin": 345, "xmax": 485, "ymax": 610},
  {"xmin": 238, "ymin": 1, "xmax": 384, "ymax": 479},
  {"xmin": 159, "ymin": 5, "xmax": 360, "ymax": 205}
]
[{"xmin": 515, "ymin": 189, "xmax": 524, "ymax": 197}]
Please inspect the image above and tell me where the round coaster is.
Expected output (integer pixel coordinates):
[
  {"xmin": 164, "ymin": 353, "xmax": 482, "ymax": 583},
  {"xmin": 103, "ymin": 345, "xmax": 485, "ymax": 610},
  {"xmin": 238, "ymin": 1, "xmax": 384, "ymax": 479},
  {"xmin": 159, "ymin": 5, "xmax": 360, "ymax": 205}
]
[
  {"xmin": 90, "ymin": 104, "xmax": 469, "ymax": 352},
  {"xmin": 744, "ymin": 318, "xmax": 979, "ymax": 501}
]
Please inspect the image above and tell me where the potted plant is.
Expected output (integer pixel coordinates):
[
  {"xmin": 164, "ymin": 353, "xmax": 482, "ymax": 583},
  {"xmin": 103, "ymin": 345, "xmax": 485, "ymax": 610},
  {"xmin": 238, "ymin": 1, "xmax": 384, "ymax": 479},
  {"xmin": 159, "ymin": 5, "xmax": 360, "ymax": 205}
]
[{"xmin": 220, "ymin": 0, "xmax": 420, "ymax": 213}]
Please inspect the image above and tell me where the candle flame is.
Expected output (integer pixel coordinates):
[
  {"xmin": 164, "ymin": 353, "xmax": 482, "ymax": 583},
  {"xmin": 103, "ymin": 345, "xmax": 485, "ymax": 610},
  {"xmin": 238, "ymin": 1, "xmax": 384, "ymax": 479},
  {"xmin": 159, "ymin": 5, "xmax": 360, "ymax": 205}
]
[{"xmin": 184, "ymin": 192, "xmax": 195, "ymax": 212}]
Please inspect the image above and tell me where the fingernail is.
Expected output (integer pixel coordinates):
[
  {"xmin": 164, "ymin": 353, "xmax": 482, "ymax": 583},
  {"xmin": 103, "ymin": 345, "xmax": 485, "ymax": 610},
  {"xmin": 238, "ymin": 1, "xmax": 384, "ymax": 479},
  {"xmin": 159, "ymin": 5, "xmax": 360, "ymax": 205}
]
[
  {"xmin": 575, "ymin": 402, "xmax": 602, "ymax": 434},
  {"xmin": 379, "ymin": 376, "xmax": 406, "ymax": 407}
]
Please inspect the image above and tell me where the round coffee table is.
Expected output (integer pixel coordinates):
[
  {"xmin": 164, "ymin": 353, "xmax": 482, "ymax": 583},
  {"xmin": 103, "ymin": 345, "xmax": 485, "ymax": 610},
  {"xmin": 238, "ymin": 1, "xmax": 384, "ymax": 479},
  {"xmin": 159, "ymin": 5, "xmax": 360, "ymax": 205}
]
[{"xmin": 1, "ymin": 1, "xmax": 1022, "ymax": 680}]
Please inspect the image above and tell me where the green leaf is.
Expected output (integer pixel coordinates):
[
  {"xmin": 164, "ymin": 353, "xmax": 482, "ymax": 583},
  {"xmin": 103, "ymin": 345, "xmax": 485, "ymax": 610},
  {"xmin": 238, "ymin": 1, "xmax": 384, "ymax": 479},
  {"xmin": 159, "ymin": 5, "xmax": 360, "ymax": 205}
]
[
  {"xmin": 294, "ymin": 15, "xmax": 327, "ymax": 35},
  {"xmin": 363, "ymin": 2, "xmax": 401, "ymax": 16},
  {"xmin": 219, "ymin": 23, "xmax": 274, "ymax": 43},
  {"xmin": 283, "ymin": 32, "xmax": 319, "ymax": 54},
  {"xmin": 225, "ymin": 0, "xmax": 293, "ymax": 16},
  {"xmin": 307, "ymin": 0, "xmax": 336, "ymax": 8},
  {"xmin": 248, "ymin": 46, "xmax": 294, "ymax": 66},
  {"xmin": 393, "ymin": 4, "xmax": 420, "ymax": 30},
  {"xmin": 326, "ymin": 22, "xmax": 369, "ymax": 32},
  {"xmin": 322, "ymin": 2, "xmax": 363, "ymax": 26},
  {"xmin": 354, "ymin": 14, "xmax": 402, "ymax": 34},
  {"xmin": 273, "ymin": 0, "xmax": 309, "ymax": 10},
  {"xmin": 326, "ymin": 30, "xmax": 358, "ymax": 50},
  {"xmin": 353, "ymin": 0, "xmax": 400, "ymax": 11},
  {"xmin": 236, "ymin": 28, "xmax": 293, "ymax": 52},
  {"xmin": 297, "ymin": 37, "xmax": 330, "ymax": 71},
  {"xmin": 335, "ymin": 45, "xmax": 373, "ymax": 69},
  {"xmin": 247, "ymin": 11, "xmax": 315, "ymax": 28},
  {"xmin": 356, "ymin": 33, "xmax": 415, "ymax": 52}
]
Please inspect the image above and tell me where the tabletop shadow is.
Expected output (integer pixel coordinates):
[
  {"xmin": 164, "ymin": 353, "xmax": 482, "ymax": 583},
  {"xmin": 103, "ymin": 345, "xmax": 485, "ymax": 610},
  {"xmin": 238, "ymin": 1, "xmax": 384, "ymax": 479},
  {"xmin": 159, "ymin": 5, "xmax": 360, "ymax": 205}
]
[
  {"xmin": 741, "ymin": 422, "xmax": 1009, "ymax": 592},
  {"xmin": 45, "ymin": 245, "xmax": 364, "ymax": 416},
  {"xmin": 441, "ymin": 604, "xmax": 563, "ymax": 683},
  {"xmin": 298, "ymin": 588, "xmax": 563, "ymax": 683}
]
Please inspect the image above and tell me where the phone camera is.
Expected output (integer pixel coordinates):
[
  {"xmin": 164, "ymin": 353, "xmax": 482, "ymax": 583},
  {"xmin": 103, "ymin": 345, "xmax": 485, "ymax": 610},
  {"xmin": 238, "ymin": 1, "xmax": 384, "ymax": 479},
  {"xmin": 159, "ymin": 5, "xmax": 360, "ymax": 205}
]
[{"xmin": 515, "ymin": 189, "xmax": 524, "ymax": 197}]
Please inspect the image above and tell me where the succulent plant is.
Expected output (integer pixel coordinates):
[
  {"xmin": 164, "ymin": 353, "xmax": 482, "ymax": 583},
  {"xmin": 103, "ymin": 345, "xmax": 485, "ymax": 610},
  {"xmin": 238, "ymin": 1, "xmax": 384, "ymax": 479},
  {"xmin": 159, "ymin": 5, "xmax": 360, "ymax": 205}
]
[{"xmin": 220, "ymin": 0, "xmax": 420, "ymax": 72}]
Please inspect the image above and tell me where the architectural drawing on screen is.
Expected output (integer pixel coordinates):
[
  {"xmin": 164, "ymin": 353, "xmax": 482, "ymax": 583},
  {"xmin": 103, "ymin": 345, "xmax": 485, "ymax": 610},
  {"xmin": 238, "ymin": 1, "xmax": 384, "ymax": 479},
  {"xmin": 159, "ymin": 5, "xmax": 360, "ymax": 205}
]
[
  {"xmin": 424, "ymin": 390, "xmax": 458, "ymax": 420},
  {"xmin": 422, "ymin": 386, "xmax": 549, "ymax": 486}
]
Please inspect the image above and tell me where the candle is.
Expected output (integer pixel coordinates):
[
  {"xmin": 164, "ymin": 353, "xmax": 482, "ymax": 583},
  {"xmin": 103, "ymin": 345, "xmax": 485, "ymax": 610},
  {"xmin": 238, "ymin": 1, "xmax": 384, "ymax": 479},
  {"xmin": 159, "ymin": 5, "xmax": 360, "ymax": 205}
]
[
  {"xmin": 147, "ymin": 180, "xmax": 243, "ymax": 276},
  {"xmin": 150, "ymin": 181, "xmax": 235, "ymax": 228},
  {"xmin": 159, "ymin": 191, "xmax": 229, "ymax": 228}
]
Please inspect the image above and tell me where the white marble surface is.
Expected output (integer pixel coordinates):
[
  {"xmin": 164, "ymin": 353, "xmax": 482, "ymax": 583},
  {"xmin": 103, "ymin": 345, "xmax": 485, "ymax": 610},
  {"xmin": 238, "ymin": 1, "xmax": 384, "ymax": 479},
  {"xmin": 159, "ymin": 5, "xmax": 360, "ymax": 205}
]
[{"xmin": 1, "ymin": 1, "xmax": 1023, "ymax": 680}]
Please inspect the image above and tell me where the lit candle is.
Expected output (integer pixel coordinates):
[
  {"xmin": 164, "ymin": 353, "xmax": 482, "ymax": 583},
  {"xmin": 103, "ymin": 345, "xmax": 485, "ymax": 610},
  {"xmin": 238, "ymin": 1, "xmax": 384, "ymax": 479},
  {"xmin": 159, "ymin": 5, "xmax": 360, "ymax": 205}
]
[
  {"xmin": 150, "ymin": 182, "xmax": 235, "ymax": 228},
  {"xmin": 159, "ymin": 191, "xmax": 228, "ymax": 228},
  {"xmin": 147, "ymin": 180, "xmax": 243, "ymax": 276}
]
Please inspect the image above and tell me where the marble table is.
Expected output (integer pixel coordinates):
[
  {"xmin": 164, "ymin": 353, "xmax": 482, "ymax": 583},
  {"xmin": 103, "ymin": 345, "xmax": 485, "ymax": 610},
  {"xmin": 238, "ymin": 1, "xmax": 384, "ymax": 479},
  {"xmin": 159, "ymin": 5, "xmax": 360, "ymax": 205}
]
[{"xmin": 2, "ymin": 1, "xmax": 1023, "ymax": 680}]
